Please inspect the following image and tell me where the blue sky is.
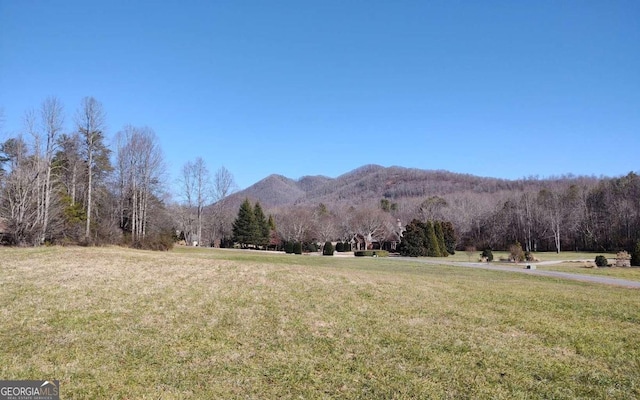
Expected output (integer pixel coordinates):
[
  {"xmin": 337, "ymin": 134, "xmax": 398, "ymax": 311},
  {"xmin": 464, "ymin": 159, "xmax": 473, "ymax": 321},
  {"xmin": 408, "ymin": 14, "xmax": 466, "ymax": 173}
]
[{"xmin": 1, "ymin": 1, "xmax": 639, "ymax": 190}]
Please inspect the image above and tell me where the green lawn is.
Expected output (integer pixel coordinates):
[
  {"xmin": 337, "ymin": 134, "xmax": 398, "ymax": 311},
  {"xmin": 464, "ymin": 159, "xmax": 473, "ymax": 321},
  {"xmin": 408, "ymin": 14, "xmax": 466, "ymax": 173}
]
[{"xmin": 1, "ymin": 246, "xmax": 639, "ymax": 399}]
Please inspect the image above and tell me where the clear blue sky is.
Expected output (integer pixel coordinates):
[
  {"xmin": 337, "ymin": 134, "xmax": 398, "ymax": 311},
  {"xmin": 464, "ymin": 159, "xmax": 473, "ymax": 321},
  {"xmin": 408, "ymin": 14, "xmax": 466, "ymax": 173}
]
[{"xmin": 1, "ymin": 1, "xmax": 639, "ymax": 190}]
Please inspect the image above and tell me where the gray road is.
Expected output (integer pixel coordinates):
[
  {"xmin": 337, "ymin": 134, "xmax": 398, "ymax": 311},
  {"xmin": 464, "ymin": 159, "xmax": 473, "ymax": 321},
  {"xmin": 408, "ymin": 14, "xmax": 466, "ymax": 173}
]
[{"xmin": 394, "ymin": 257, "xmax": 640, "ymax": 289}]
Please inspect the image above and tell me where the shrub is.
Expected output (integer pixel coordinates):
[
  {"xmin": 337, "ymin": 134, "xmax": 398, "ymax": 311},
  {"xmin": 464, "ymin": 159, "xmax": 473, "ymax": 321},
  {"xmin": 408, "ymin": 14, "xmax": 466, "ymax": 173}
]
[
  {"xmin": 293, "ymin": 242, "xmax": 302, "ymax": 255},
  {"xmin": 131, "ymin": 233, "xmax": 174, "ymax": 251},
  {"xmin": 481, "ymin": 248, "xmax": 494, "ymax": 262},
  {"xmin": 284, "ymin": 241, "xmax": 294, "ymax": 254},
  {"xmin": 616, "ymin": 251, "xmax": 631, "ymax": 267},
  {"xmin": 323, "ymin": 241, "xmax": 334, "ymax": 256},
  {"xmin": 304, "ymin": 242, "xmax": 318, "ymax": 252},
  {"xmin": 632, "ymin": 240, "xmax": 640, "ymax": 267},
  {"xmin": 595, "ymin": 255, "xmax": 609, "ymax": 267},
  {"xmin": 509, "ymin": 242, "xmax": 525, "ymax": 262},
  {"xmin": 335, "ymin": 241, "xmax": 344, "ymax": 252},
  {"xmin": 219, "ymin": 237, "xmax": 234, "ymax": 248},
  {"xmin": 354, "ymin": 250, "xmax": 389, "ymax": 257}
]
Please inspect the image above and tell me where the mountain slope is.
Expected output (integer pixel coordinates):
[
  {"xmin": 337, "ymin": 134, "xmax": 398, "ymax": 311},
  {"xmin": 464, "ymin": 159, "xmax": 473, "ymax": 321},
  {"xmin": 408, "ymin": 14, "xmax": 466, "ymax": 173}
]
[
  {"xmin": 233, "ymin": 174, "xmax": 305, "ymax": 207},
  {"xmin": 224, "ymin": 165, "xmax": 535, "ymax": 209}
]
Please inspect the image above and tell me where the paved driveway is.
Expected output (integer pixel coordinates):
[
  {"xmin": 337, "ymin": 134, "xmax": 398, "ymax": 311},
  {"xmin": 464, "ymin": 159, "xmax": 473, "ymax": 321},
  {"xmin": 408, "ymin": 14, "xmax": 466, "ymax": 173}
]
[{"xmin": 394, "ymin": 257, "xmax": 640, "ymax": 289}]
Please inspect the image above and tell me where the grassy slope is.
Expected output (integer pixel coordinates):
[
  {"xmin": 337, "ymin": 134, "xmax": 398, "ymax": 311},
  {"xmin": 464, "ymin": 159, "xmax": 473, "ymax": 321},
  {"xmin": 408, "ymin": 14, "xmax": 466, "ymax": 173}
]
[{"xmin": 1, "ymin": 246, "xmax": 639, "ymax": 399}]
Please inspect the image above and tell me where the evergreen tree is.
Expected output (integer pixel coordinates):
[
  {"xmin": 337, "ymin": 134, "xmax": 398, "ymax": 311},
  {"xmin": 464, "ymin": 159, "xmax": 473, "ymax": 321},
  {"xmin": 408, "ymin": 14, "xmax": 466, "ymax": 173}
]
[
  {"xmin": 434, "ymin": 221, "xmax": 447, "ymax": 257},
  {"xmin": 399, "ymin": 219, "xmax": 427, "ymax": 257},
  {"xmin": 232, "ymin": 198, "xmax": 255, "ymax": 247},
  {"xmin": 267, "ymin": 214, "xmax": 276, "ymax": 230},
  {"xmin": 441, "ymin": 221, "xmax": 457, "ymax": 255},
  {"xmin": 253, "ymin": 202, "xmax": 270, "ymax": 249},
  {"xmin": 293, "ymin": 242, "xmax": 302, "ymax": 255},
  {"xmin": 631, "ymin": 239, "xmax": 640, "ymax": 267},
  {"xmin": 323, "ymin": 241, "xmax": 334, "ymax": 255},
  {"xmin": 284, "ymin": 241, "xmax": 294, "ymax": 254},
  {"xmin": 425, "ymin": 221, "xmax": 442, "ymax": 257}
]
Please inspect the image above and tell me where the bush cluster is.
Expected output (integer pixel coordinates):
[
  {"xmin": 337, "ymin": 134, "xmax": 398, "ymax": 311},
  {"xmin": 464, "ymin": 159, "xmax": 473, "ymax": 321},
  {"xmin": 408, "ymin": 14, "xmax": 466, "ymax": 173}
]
[
  {"xmin": 354, "ymin": 250, "xmax": 389, "ymax": 257},
  {"xmin": 284, "ymin": 242, "xmax": 294, "ymax": 254},
  {"xmin": 130, "ymin": 233, "xmax": 174, "ymax": 251},
  {"xmin": 335, "ymin": 242, "xmax": 352, "ymax": 252},
  {"xmin": 398, "ymin": 219, "xmax": 456, "ymax": 257},
  {"xmin": 304, "ymin": 242, "xmax": 318, "ymax": 253},
  {"xmin": 293, "ymin": 242, "xmax": 303, "ymax": 255}
]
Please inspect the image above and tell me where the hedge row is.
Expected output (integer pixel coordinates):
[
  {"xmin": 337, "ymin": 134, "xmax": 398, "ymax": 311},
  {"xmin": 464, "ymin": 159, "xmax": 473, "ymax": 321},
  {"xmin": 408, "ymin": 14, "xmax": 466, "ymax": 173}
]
[{"xmin": 354, "ymin": 250, "xmax": 389, "ymax": 257}]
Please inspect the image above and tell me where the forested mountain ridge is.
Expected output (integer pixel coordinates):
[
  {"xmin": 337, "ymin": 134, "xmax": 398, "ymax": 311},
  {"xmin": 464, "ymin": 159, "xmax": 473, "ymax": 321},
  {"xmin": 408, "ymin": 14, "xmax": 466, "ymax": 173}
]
[
  {"xmin": 226, "ymin": 164, "xmax": 597, "ymax": 208},
  {"xmin": 237, "ymin": 174, "xmax": 307, "ymax": 206},
  {"xmin": 224, "ymin": 165, "xmax": 640, "ymax": 254}
]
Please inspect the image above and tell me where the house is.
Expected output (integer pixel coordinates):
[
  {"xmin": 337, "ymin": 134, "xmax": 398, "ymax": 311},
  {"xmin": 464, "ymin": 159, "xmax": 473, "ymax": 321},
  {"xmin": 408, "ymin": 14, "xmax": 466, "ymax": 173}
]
[
  {"xmin": 350, "ymin": 219, "xmax": 406, "ymax": 252},
  {"xmin": 381, "ymin": 219, "xmax": 405, "ymax": 251}
]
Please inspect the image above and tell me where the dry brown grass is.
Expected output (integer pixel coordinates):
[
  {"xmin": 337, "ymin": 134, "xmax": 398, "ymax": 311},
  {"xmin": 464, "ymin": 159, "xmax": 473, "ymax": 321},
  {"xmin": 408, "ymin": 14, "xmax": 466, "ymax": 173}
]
[{"xmin": 1, "ymin": 246, "xmax": 639, "ymax": 399}]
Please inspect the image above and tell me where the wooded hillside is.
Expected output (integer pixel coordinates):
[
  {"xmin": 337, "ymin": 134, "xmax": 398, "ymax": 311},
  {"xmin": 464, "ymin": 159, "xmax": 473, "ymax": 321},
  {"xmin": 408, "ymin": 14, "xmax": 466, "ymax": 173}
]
[{"xmin": 227, "ymin": 165, "xmax": 639, "ymax": 254}]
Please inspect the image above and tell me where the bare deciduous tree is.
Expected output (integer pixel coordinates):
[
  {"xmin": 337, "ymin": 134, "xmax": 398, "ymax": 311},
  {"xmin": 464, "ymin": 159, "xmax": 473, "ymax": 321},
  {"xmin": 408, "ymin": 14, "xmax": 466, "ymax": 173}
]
[
  {"xmin": 57, "ymin": 133, "xmax": 84, "ymax": 206},
  {"xmin": 38, "ymin": 97, "xmax": 64, "ymax": 242},
  {"xmin": 353, "ymin": 207, "xmax": 390, "ymax": 250},
  {"xmin": 276, "ymin": 207, "xmax": 312, "ymax": 243},
  {"xmin": 76, "ymin": 97, "xmax": 107, "ymax": 240},
  {"xmin": 0, "ymin": 136, "xmax": 40, "ymax": 244},
  {"xmin": 312, "ymin": 203, "xmax": 337, "ymax": 243},
  {"xmin": 116, "ymin": 125, "xmax": 165, "ymax": 242},
  {"xmin": 209, "ymin": 166, "xmax": 236, "ymax": 246},
  {"xmin": 179, "ymin": 157, "xmax": 211, "ymax": 246}
]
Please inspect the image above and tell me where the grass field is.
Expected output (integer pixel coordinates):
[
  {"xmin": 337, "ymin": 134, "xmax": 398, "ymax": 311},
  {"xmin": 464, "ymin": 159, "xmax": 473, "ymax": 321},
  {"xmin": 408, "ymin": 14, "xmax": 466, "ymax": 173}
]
[{"xmin": 1, "ymin": 246, "xmax": 639, "ymax": 399}]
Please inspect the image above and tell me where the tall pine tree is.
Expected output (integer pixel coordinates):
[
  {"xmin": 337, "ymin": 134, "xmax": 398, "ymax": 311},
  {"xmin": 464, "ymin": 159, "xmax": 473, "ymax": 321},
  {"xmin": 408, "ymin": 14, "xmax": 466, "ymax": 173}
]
[
  {"xmin": 434, "ymin": 221, "xmax": 447, "ymax": 257},
  {"xmin": 253, "ymin": 202, "xmax": 270, "ymax": 249},
  {"xmin": 232, "ymin": 198, "xmax": 255, "ymax": 248},
  {"xmin": 441, "ymin": 221, "xmax": 457, "ymax": 255},
  {"xmin": 425, "ymin": 221, "xmax": 442, "ymax": 257}
]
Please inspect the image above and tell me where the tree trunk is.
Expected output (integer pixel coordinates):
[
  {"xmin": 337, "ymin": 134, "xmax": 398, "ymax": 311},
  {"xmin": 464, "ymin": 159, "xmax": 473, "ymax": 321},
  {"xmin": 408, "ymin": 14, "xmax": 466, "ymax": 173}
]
[{"xmin": 85, "ymin": 146, "xmax": 93, "ymax": 240}]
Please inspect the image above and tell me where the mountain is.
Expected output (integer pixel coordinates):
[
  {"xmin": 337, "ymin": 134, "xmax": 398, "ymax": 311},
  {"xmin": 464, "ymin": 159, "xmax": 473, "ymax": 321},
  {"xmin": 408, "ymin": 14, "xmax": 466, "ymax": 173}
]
[
  {"xmin": 237, "ymin": 174, "xmax": 306, "ymax": 206},
  {"xmin": 224, "ymin": 164, "xmax": 546, "ymax": 210}
]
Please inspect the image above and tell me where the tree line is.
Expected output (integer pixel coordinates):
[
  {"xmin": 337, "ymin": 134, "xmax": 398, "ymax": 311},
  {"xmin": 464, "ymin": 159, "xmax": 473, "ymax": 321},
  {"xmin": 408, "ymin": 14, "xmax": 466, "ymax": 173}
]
[
  {"xmin": 0, "ymin": 96, "xmax": 236, "ymax": 249},
  {"xmin": 2, "ymin": 98, "xmax": 639, "ymax": 257},
  {"xmin": 231, "ymin": 174, "xmax": 640, "ymax": 259}
]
